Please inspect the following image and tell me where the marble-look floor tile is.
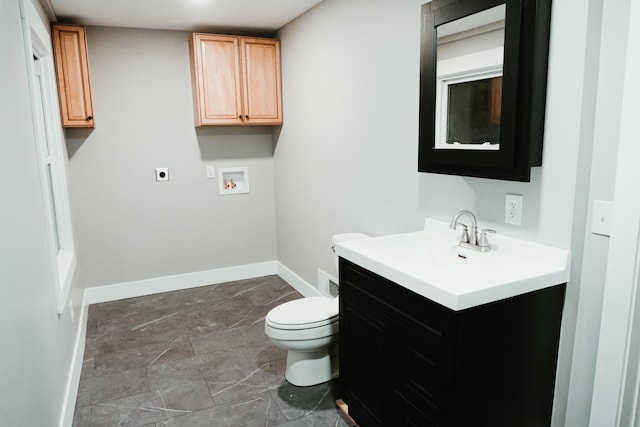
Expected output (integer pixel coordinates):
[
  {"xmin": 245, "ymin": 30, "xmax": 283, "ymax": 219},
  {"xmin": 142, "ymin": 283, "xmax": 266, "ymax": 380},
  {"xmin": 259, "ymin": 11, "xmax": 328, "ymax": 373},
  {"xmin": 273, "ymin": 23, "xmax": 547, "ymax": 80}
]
[
  {"xmin": 88, "ymin": 298, "xmax": 139, "ymax": 324},
  {"xmin": 271, "ymin": 380, "xmax": 341, "ymax": 422},
  {"xmin": 158, "ymin": 392, "xmax": 288, "ymax": 427},
  {"xmin": 189, "ymin": 322, "xmax": 270, "ymax": 355},
  {"xmin": 82, "ymin": 338, "xmax": 195, "ymax": 379},
  {"xmin": 242, "ymin": 276, "xmax": 299, "ymax": 308},
  {"xmin": 72, "ymin": 405, "xmax": 91, "ymax": 426},
  {"xmin": 138, "ymin": 310, "xmax": 226, "ymax": 346},
  {"xmin": 76, "ymin": 276, "xmax": 345, "ymax": 426},
  {"xmin": 146, "ymin": 348, "xmax": 252, "ymax": 390},
  {"xmin": 89, "ymin": 380, "xmax": 213, "ymax": 427},
  {"xmin": 206, "ymin": 358, "xmax": 286, "ymax": 404},
  {"xmin": 240, "ymin": 341, "xmax": 287, "ymax": 369},
  {"xmin": 76, "ymin": 368, "xmax": 150, "ymax": 407},
  {"xmin": 274, "ymin": 410, "xmax": 351, "ymax": 427},
  {"xmin": 84, "ymin": 326, "xmax": 144, "ymax": 358}
]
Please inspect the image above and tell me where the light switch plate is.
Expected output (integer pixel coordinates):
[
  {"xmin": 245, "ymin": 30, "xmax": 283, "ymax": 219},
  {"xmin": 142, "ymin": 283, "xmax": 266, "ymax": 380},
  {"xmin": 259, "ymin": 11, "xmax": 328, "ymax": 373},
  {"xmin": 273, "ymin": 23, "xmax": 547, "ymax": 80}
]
[
  {"xmin": 592, "ymin": 200, "xmax": 613, "ymax": 237},
  {"xmin": 206, "ymin": 165, "xmax": 215, "ymax": 179}
]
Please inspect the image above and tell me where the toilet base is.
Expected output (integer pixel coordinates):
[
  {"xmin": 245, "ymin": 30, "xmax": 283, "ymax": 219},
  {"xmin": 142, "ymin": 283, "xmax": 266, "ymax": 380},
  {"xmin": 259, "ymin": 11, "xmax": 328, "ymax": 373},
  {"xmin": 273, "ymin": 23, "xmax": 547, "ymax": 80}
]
[{"xmin": 285, "ymin": 348, "xmax": 337, "ymax": 386}]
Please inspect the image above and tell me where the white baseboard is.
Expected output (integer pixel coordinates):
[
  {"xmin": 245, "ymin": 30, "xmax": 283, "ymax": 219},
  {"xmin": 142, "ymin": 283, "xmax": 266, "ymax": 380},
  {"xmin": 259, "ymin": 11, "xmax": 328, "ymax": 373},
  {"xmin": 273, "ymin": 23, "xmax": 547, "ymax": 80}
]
[
  {"xmin": 59, "ymin": 291, "xmax": 89, "ymax": 427},
  {"xmin": 276, "ymin": 262, "xmax": 322, "ymax": 297},
  {"xmin": 85, "ymin": 261, "xmax": 278, "ymax": 304}
]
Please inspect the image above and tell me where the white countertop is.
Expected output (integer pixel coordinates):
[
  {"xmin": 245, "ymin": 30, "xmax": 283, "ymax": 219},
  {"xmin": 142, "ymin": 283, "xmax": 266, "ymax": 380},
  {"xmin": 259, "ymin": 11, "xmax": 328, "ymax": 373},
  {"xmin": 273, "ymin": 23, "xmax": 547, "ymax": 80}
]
[{"xmin": 335, "ymin": 219, "xmax": 571, "ymax": 311}]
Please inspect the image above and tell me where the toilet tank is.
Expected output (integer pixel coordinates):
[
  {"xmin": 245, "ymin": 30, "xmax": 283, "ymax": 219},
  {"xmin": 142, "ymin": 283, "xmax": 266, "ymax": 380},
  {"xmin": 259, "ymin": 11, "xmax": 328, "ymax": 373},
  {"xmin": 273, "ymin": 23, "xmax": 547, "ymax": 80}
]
[{"xmin": 331, "ymin": 233, "xmax": 370, "ymax": 282}]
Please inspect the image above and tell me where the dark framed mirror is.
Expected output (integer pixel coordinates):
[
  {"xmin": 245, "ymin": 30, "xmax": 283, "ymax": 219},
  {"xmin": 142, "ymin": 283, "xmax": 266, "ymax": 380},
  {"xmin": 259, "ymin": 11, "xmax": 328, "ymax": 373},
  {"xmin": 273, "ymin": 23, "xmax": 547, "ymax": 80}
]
[{"xmin": 418, "ymin": 0, "xmax": 552, "ymax": 182}]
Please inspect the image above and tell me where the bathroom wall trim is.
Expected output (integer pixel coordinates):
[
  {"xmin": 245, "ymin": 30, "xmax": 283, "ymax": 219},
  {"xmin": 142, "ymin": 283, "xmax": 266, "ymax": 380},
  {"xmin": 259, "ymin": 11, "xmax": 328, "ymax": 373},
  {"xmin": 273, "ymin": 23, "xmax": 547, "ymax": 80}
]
[
  {"xmin": 276, "ymin": 262, "xmax": 323, "ymax": 297},
  {"xmin": 60, "ymin": 291, "xmax": 89, "ymax": 427},
  {"xmin": 85, "ymin": 262, "xmax": 279, "ymax": 304}
]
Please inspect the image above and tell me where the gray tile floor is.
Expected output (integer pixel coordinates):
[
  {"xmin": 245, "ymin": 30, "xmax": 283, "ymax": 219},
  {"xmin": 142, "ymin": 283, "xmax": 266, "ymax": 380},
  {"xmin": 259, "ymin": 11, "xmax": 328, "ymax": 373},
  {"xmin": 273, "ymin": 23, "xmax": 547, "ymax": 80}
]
[{"xmin": 73, "ymin": 275, "xmax": 350, "ymax": 427}]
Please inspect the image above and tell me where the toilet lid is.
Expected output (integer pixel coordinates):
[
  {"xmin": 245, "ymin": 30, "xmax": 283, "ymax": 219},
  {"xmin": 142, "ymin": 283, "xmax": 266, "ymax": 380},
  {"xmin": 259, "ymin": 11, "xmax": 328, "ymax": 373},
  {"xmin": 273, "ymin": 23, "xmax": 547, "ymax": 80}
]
[{"xmin": 266, "ymin": 297, "xmax": 339, "ymax": 329}]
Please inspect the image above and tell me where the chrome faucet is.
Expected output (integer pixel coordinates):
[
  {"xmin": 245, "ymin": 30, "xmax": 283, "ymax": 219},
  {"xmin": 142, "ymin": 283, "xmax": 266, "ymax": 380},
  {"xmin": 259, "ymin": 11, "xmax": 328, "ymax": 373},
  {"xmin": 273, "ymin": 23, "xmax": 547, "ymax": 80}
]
[{"xmin": 449, "ymin": 210, "xmax": 495, "ymax": 252}]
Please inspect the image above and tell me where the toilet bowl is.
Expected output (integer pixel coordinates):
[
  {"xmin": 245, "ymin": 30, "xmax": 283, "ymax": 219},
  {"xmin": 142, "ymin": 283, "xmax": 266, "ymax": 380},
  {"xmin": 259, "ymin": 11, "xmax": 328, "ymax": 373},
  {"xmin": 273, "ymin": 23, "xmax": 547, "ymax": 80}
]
[
  {"xmin": 264, "ymin": 232, "xmax": 370, "ymax": 387},
  {"xmin": 265, "ymin": 296, "xmax": 339, "ymax": 386}
]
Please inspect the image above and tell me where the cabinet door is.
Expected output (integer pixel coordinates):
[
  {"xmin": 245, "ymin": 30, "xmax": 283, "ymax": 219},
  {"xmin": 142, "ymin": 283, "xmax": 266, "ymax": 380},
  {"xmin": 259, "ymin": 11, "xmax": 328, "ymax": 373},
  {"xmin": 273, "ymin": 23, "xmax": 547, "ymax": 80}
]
[
  {"xmin": 190, "ymin": 34, "xmax": 243, "ymax": 126},
  {"xmin": 52, "ymin": 24, "xmax": 94, "ymax": 128},
  {"xmin": 390, "ymin": 391, "xmax": 440, "ymax": 427},
  {"xmin": 340, "ymin": 289, "xmax": 389, "ymax": 427},
  {"xmin": 391, "ymin": 318, "xmax": 454, "ymax": 425},
  {"xmin": 240, "ymin": 38, "xmax": 283, "ymax": 125}
]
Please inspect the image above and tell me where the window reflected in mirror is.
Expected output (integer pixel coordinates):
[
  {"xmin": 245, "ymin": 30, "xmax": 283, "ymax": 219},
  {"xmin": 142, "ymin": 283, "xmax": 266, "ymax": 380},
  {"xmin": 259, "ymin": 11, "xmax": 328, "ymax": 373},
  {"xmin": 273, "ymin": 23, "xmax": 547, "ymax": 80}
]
[
  {"xmin": 435, "ymin": 4, "xmax": 505, "ymax": 150},
  {"xmin": 446, "ymin": 76, "xmax": 502, "ymax": 149}
]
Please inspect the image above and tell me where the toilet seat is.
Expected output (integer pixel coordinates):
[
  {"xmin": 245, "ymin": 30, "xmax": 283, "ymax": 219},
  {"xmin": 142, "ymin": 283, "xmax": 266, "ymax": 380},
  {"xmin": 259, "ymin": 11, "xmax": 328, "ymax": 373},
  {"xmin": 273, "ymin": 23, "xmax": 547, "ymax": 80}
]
[{"xmin": 266, "ymin": 296, "xmax": 339, "ymax": 330}]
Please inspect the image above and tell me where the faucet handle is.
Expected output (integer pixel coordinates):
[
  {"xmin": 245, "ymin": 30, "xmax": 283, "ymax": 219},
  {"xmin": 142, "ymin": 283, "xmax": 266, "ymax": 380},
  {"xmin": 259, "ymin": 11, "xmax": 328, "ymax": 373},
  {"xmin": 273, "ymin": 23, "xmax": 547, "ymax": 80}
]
[
  {"xmin": 453, "ymin": 222, "xmax": 469, "ymax": 243},
  {"xmin": 478, "ymin": 229, "xmax": 496, "ymax": 248}
]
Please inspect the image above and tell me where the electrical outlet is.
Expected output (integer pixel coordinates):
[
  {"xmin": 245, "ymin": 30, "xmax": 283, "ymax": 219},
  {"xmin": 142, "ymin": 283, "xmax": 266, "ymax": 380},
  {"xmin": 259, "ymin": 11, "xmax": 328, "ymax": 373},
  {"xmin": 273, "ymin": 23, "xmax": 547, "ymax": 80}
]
[
  {"xmin": 155, "ymin": 167, "xmax": 169, "ymax": 181},
  {"xmin": 505, "ymin": 193, "xmax": 523, "ymax": 226}
]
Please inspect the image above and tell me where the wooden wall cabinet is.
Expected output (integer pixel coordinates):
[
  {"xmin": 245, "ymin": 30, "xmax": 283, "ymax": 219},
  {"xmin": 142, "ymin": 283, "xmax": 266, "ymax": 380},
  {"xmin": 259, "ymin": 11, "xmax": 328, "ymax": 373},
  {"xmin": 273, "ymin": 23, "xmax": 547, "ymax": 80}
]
[
  {"xmin": 339, "ymin": 258, "xmax": 565, "ymax": 426},
  {"xmin": 189, "ymin": 33, "xmax": 283, "ymax": 126},
  {"xmin": 51, "ymin": 24, "xmax": 95, "ymax": 128}
]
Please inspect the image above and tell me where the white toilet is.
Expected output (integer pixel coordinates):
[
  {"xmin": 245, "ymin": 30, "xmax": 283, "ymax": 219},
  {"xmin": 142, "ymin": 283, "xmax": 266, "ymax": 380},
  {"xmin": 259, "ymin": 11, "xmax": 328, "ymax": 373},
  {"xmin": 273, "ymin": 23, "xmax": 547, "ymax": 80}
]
[{"xmin": 264, "ymin": 233, "xmax": 370, "ymax": 386}]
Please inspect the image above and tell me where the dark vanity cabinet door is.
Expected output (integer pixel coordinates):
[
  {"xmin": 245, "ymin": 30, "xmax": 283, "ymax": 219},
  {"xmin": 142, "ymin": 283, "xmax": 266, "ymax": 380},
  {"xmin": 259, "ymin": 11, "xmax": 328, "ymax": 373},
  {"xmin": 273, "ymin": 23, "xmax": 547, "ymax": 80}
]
[
  {"xmin": 338, "ymin": 258, "xmax": 565, "ymax": 427},
  {"xmin": 339, "ymin": 283, "xmax": 389, "ymax": 427},
  {"xmin": 340, "ymin": 259, "xmax": 457, "ymax": 425},
  {"xmin": 389, "ymin": 318, "xmax": 455, "ymax": 425}
]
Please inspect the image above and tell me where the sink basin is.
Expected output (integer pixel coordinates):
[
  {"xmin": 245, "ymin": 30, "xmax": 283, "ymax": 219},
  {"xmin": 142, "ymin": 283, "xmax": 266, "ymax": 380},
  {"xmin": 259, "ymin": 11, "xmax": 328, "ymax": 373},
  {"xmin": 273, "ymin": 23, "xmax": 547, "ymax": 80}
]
[{"xmin": 334, "ymin": 219, "xmax": 571, "ymax": 311}]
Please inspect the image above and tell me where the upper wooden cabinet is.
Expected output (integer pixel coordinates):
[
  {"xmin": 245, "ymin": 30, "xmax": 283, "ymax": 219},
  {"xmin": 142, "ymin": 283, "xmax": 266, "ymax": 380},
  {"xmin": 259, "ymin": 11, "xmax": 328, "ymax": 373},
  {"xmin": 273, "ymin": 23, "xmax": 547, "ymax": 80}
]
[
  {"xmin": 51, "ymin": 24, "xmax": 95, "ymax": 128},
  {"xmin": 189, "ymin": 33, "xmax": 283, "ymax": 126}
]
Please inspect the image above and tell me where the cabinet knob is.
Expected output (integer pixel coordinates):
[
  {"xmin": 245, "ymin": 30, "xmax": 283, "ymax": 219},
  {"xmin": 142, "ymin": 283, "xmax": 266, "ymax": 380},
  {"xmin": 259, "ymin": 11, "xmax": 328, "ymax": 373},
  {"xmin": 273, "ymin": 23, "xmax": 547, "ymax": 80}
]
[
  {"xmin": 87, "ymin": 115, "xmax": 93, "ymax": 120},
  {"xmin": 245, "ymin": 115, "xmax": 249, "ymax": 120},
  {"xmin": 239, "ymin": 115, "xmax": 242, "ymax": 120}
]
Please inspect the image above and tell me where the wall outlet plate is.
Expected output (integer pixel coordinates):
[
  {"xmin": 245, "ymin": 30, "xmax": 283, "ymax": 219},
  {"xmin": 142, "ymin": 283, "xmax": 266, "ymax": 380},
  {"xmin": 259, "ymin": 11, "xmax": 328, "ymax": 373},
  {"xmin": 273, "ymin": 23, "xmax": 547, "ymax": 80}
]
[
  {"xmin": 505, "ymin": 193, "xmax": 523, "ymax": 226},
  {"xmin": 155, "ymin": 167, "xmax": 169, "ymax": 181}
]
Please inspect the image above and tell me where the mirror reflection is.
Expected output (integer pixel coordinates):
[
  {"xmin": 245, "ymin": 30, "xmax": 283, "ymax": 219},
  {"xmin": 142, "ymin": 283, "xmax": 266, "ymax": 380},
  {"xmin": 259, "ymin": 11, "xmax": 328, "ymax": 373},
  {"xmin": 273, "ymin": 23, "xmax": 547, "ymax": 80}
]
[{"xmin": 435, "ymin": 5, "xmax": 505, "ymax": 150}]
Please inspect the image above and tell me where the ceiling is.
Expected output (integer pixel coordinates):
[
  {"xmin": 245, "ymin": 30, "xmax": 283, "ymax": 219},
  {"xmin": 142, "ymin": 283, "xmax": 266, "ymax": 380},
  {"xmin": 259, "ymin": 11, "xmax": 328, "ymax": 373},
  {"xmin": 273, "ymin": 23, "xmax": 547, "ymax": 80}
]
[{"xmin": 46, "ymin": 0, "xmax": 324, "ymax": 34}]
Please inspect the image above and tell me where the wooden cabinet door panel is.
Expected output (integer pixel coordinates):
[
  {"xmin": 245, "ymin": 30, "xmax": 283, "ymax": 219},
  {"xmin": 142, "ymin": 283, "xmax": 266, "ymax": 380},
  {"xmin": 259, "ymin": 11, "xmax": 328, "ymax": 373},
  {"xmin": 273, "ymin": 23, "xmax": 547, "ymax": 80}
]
[
  {"xmin": 191, "ymin": 34, "xmax": 243, "ymax": 125},
  {"xmin": 241, "ymin": 38, "xmax": 282, "ymax": 124},
  {"xmin": 189, "ymin": 34, "xmax": 282, "ymax": 126},
  {"xmin": 52, "ymin": 24, "xmax": 94, "ymax": 128}
]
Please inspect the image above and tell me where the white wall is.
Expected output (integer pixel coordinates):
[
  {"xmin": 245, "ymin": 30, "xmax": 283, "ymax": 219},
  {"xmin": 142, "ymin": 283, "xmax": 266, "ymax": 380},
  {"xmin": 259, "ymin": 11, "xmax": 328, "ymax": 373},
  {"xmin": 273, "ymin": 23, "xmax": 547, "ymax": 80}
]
[
  {"xmin": 275, "ymin": 0, "xmax": 596, "ymax": 423},
  {"xmin": 0, "ymin": 0, "xmax": 84, "ymax": 424},
  {"xmin": 275, "ymin": 0, "xmax": 586, "ymax": 285},
  {"xmin": 65, "ymin": 27, "xmax": 278, "ymax": 288}
]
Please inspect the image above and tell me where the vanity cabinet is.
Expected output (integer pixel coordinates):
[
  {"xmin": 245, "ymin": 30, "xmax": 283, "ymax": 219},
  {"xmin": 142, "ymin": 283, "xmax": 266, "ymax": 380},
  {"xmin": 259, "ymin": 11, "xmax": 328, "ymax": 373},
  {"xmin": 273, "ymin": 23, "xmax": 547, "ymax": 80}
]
[
  {"xmin": 188, "ymin": 33, "xmax": 282, "ymax": 126},
  {"xmin": 51, "ymin": 24, "xmax": 95, "ymax": 128},
  {"xmin": 338, "ymin": 258, "xmax": 565, "ymax": 426}
]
